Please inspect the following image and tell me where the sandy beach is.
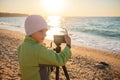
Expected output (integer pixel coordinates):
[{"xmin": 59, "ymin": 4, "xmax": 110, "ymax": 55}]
[{"xmin": 0, "ymin": 29, "xmax": 120, "ymax": 80}]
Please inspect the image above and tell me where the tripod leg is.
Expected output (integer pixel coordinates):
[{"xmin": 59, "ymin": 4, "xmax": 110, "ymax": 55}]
[
  {"xmin": 56, "ymin": 67, "xmax": 59, "ymax": 80},
  {"xmin": 62, "ymin": 66, "xmax": 70, "ymax": 80}
]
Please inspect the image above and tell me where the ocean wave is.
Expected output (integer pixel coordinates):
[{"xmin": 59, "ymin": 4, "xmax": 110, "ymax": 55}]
[
  {"xmin": 0, "ymin": 21, "xmax": 20, "ymax": 27},
  {"xmin": 65, "ymin": 24, "xmax": 120, "ymax": 40},
  {"xmin": 79, "ymin": 29, "xmax": 120, "ymax": 39}
]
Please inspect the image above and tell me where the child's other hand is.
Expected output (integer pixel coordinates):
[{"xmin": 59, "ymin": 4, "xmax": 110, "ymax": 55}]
[{"xmin": 65, "ymin": 34, "xmax": 71, "ymax": 46}]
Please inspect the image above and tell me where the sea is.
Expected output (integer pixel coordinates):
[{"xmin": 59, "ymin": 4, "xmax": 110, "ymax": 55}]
[{"xmin": 0, "ymin": 16, "xmax": 120, "ymax": 53}]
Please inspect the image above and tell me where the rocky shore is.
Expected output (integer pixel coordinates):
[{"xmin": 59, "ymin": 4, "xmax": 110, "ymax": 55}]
[{"xmin": 0, "ymin": 29, "xmax": 120, "ymax": 80}]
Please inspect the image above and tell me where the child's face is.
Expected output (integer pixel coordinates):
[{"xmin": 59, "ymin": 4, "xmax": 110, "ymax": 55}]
[{"xmin": 31, "ymin": 29, "xmax": 48, "ymax": 43}]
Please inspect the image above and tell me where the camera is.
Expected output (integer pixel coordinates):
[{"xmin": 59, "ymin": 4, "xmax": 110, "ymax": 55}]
[
  {"xmin": 54, "ymin": 35, "xmax": 66, "ymax": 45},
  {"xmin": 53, "ymin": 28, "xmax": 67, "ymax": 45}
]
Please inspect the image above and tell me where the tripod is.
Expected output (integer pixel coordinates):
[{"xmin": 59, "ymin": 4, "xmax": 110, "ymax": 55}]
[{"xmin": 54, "ymin": 43, "xmax": 70, "ymax": 80}]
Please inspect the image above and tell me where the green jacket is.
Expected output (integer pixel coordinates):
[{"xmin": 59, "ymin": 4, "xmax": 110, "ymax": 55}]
[{"xmin": 18, "ymin": 36, "xmax": 71, "ymax": 80}]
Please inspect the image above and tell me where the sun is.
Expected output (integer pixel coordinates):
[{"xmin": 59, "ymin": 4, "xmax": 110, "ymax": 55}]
[{"xmin": 42, "ymin": 0, "xmax": 64, "ymax": 13}]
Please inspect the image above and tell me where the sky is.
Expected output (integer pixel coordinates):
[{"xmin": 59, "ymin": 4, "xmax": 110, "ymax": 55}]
[{"xmin": 0, "ymin": 0, "xmax": 120, "ymax": 16}]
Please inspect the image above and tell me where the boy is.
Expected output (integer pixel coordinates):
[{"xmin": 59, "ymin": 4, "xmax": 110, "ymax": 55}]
[{"xmin": 18, "ymin": 15, "xmax": 71, "ymax": 80}]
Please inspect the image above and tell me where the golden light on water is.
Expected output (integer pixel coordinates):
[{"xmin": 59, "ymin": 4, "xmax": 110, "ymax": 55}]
[
  {"xmin": 46, "ymin": 16, "xmax": 63, "ymax": 40},
  {"xmin": 47, "ymin": 16, "xmax": 61, "ymax": 27}
]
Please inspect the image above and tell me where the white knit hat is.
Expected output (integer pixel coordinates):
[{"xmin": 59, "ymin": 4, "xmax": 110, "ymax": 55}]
[{"xmin": 25, "ymin": 15, "xmax": 47, "ymax": 35}]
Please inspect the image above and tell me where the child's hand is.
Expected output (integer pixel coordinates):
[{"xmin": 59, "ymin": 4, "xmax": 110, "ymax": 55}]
[{"xmin": 65, "ymin": 34, "xmax": 71, "ymax": 46}]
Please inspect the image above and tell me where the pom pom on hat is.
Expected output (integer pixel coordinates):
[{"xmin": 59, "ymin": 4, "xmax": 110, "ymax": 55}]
[{"xmin": 25, "ymin": 15, "xmax": 47, "ymax": 35}]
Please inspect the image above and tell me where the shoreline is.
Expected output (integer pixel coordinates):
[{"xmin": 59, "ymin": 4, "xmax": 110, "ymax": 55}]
[{"xmin": 0, "ymin": 29, "xmax": 120, "ymax": 80}]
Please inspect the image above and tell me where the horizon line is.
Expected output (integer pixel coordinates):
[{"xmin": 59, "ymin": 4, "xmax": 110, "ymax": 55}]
[{"xmin": 0, "ymin": 12, "xmax": 120, "ymax": 17}]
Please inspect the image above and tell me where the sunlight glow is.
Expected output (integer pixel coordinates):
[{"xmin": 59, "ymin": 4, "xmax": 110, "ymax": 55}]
[
  {"xmin": 42, "ymin": 0, "xmax": 64, "ymax": 13},
  {"xmin": 47, "ymin": 16, "xmax": 61, "ymax": 27}
]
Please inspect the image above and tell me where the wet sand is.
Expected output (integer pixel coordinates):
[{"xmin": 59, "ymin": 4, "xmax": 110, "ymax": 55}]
[{"xmin": 0, "ymin": 29, "xmax": 120, "ymax": 80}]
